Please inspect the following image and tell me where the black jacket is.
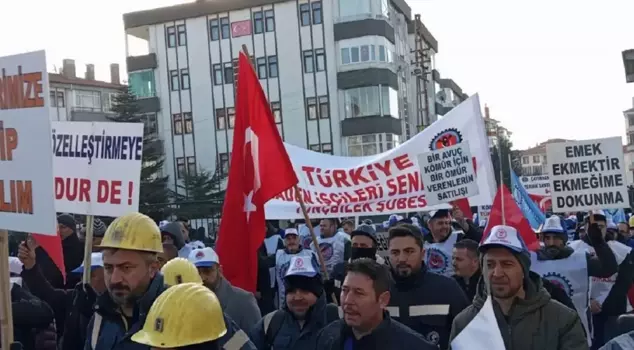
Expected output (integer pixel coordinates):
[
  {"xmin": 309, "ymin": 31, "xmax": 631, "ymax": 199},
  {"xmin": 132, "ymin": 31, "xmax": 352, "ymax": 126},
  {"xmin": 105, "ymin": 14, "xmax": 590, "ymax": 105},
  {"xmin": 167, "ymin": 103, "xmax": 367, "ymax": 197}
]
[
  {"xmin": 315, "ymin": 311, "xmax": 436, "ymax": 350},
  {"xmin": 388, "ymin": 265, "xmax": 470, "ymax": 348},
  {"xmin": 452, "ymin": 269, "xmax": 481, "ymax": 302},
  {"xmin": 33, "ymin": 234, "xmax": 84, "ymax": 289},
  {"xmin": 11, "ymin": 283, "xmax": 55, "ymax": 350}
]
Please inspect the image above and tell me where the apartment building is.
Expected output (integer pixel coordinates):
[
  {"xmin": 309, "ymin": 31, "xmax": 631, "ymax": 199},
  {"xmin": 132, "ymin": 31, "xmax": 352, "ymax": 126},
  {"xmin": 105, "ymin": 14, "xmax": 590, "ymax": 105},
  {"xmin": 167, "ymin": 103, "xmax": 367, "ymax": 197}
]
[
  {"xmin": 122, "ymin": 0, "xmax": 446, "ymax": 195},
  {"xmin": 49, "ymin": 59, "xmax": 125, "ymax": 122},
  {"xmin": 519, "ymin": 139, "xmax": 570, "ymax": 176}
]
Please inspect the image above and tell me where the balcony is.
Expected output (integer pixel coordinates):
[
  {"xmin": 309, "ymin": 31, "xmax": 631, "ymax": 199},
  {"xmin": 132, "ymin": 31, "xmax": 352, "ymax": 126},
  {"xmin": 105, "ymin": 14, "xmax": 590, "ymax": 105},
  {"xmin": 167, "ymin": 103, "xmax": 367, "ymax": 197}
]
[
  {"xmin": 70, "ymin": 107, "xmax": 115, "ymax": 122},
  {"xmin": 127, "ymin": 54, "xmax": 157, "ymax": 72},
  {"xmin": 623, "ymin": 50, "xmax": 634, "ymax": 83}
]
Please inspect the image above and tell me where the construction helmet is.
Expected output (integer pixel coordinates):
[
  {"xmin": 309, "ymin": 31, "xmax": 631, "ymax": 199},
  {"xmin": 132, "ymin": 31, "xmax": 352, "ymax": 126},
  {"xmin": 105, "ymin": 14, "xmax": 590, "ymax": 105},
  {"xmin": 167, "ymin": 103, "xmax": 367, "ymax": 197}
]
[
  {"xmin": 131, "ymin": 283, "xmax": 227, "ymax": 348},
  {"xmin": 161, "ymin": 258, "xmax": 202, "ymax": 287},
  {"xmin": 99, "ymin": 212, "xmax": 163, "ymax": 253}
]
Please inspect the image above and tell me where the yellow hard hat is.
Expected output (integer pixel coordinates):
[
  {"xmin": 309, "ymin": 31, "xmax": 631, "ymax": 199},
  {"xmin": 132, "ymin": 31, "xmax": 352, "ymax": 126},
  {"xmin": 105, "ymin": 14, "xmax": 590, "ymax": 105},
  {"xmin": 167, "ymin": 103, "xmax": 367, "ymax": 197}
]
[
  {"xmin": 99, "ymin": 212, "xmax": 163, "ymax": 253},
  {"xmin": 131, "ymin": 283, "xmax": 227, "ymax": 348},
  {"xmin": 629, "ymin": 216, "xmax": 634, "ymax": 228},
  {"xmin": 161, "ymin": 258, "xmax": 202, "ymax": 287}
]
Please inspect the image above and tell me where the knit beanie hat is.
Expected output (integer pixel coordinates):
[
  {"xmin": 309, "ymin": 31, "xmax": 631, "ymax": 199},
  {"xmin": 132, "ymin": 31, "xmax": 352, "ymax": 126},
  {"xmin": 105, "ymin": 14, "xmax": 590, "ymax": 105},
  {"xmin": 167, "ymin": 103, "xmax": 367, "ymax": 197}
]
[{"xmin": 284, "ymin": 275, "xmax": 323, "ymax": 298}]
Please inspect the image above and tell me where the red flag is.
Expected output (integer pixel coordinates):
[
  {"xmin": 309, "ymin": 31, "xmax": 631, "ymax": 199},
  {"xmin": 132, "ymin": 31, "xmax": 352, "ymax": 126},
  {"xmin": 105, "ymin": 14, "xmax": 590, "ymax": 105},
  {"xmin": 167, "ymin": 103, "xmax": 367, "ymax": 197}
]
[
  {"xmin": 216, "ymin": 52, "xmax": 299, "ymax": 292},
  {"xmin": 482, "ymin": 184, "xmax": 540, "ymax": 251},
  {"xmin": 450, "ymin": 198, "xmax": 472, "ymax": 221},
  {"xmin": 32, "ymin": 229, "xmax": 66, "ymax": 283}
]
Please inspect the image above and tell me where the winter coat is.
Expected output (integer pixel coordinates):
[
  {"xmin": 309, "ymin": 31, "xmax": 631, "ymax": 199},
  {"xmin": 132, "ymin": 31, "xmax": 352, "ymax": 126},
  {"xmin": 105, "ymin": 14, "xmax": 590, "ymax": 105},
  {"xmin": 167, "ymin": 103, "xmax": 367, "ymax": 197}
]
[
  {"xmin": 216, "ymin": 277, "xmax": 261, "ymax": 332},
  {"xmin": 11, "ymin": 283, "xmax": 55, "ymax": 350},
  {"xmin": 449, "ymin": 272, "xmax": 588, "ymax": 350}
]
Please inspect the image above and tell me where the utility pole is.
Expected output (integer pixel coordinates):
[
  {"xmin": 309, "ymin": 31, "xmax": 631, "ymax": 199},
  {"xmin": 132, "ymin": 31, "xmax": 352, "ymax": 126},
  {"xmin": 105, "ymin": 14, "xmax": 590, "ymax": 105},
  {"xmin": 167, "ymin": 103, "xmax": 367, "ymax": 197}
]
[{"xmin": 411, "ymin": 14, "xmax": 432, "ymax": 132}]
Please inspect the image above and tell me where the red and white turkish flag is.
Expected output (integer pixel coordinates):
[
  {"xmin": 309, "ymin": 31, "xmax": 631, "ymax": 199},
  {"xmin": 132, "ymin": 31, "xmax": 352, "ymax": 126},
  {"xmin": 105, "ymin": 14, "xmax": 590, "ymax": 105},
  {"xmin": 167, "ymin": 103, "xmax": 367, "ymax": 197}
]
[{"xmin": 216, "ymin": 52, "xmax": 298, "ymax": 292}]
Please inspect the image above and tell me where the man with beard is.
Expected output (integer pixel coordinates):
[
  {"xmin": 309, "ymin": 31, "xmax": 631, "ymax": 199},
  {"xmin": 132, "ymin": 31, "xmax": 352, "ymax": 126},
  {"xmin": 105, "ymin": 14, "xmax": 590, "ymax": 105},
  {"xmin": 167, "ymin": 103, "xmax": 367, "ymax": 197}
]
[
  {"xmin": 189, "ymin": 247, "xmax": 261, "ymax": 331},
  {"xmin": 450, "ymin": 225, "xmax": 587, "ymax": 349},
  {"xmin": 329, "ymin": 224, "xmax": 386, "ymax": 304},
  {"xmin": 386, "ymin": 225, "xmax": 469, "ymax": 348},
  {"xmin": 531, "ymin": 215, "xmax": 617, "ymax": 346},
  {"xmin": 84, "ymin": 212, "xmax": 166, "ymax": 350},
  {"xmin": 451, "ymin": 239, "xmax": 481, "ymax": 301},
  {"xmin": 249, "ymin": 255, "xmax": 340, "ymax": 350}
]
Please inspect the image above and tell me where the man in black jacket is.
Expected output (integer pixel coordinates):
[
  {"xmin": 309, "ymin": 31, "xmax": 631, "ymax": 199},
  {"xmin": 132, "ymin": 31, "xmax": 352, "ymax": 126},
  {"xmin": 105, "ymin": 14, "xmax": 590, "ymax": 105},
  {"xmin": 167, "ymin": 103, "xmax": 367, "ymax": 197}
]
[
  {"xmin": 452, "ymin": 239, "xmax": 481, "ymax": 302},
  {"xmin": 10, "ymin": 282, "xmax": 55, "ymax": 350}
]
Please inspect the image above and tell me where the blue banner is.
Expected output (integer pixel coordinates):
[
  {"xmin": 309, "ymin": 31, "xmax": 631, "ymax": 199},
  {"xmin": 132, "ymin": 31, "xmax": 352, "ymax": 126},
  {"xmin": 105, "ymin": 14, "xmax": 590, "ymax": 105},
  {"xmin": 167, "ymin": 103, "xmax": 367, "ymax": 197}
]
[
  {"xmin": 604, "ymin": 208, "xmax": 627, "ymax": 224},
  {"xmin": 511, "ymin": 170, "xmax": 546, "ymax": 230}
]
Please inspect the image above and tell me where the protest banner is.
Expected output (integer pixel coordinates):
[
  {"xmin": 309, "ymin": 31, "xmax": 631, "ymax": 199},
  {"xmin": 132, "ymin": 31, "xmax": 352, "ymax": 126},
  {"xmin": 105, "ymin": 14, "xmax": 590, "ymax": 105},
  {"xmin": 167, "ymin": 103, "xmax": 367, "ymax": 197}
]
[
  {"xmin": 52, "ymin": 121, "xmax": 144, "ymax": 217},
  {"xmin": 265, "ymin": 94, "xmax": 496, "ymax": 219},
  {"xmin": 478, "ymin": 205, "xmax": 492, "ymax": 223},
  {"xmin": 0, "ymin": 51, "xmax": 57, "ymax": 234},
  {"xmin": 0, "ymin": 50, "xmax": 58, "ymax": 349},
  {"xmin": 418, "ymin": 143, "xmax": 479, "ymax": 206},
  {"xmin": 519, "ymin": 175, "xmax": 551, "ymax": 196},
  {"xmin": 547, "ymin": 136, "xmax": 628, "ymax": 212}
]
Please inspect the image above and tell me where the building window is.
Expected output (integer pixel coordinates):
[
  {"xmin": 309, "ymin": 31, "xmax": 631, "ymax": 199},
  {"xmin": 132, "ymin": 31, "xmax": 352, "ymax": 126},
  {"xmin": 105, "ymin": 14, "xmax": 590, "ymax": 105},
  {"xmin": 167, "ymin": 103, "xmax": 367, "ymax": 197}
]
[
  {"xmin": 257, "ymin": 57, "xmax": 267, "ymax": 79},
  {"xmin": 303, "ymin": 50, "xmax": 314, "ymax": 73},
  {"xmin": 268, "ymin": 56, "xmax": 278, "ymax": 78},
  {"xmin": 187, "ymin": 156, "xmax": 197, "ymax": 176},
  {"xmin": 224, "ymin": 63, "xmax": 234, "ymax": 84},
  {"xmin": 180, "ymin": 69, "xmax": 190, "ymax": 90},
  {"xmin": 176, "ymin": 157, "xmax": 186, "ymax": 179},
  {"xmin": 299, "ymin": 3, "xmax": 310, "ymax": 26},
  {"xmin": 167, "ymin": 26, "xmax": 176, "ymax": 48},
  {"xmin": 532, "ymin": 155, "xmax": 540, "ymax": 163},
  {"xmin": 50, "ymin": 91, "xmax": 66, "ymax": 107},
  {"xmin": 307, "ymin": 97, "xmax": 317, "ymax": 120},
  {"xmin": 347, "ymin": 134, "xmax": 378, "ymax": 157},
  {"xmin": 213, "ymin": 64, "xmax": 223, "ymax": 85},
  {"xmin": 170, "ymin": 70, "xmax": 179, "ymax": 91},
  {"xmin": 318, "ymin": 96, "xmax": 329, "ymax": 119},
  {"xmin": 312, "ymin": 2, "xmax": 322, "ymax": 24},
  {"xmin": 385, "ymin": 134, "xmax": 400, "ymax": 150},
  {"xmin": 177, "ymin": 24, "xmax": 187, "ymax": 46},
  {"xmin": 173, "ymin": 114, "xmax": 183, "ymax": 135},
  {"xmin": 315, "ymin": 49, "xmax": 325, "ymax": 71},
  {"xmin": 339, "ymin": 0, "xmax": 370, "ymax": 18},
  {"xmin": 216, "ymin": 108, "xmax": 226, "ymax": 130},
  {"xmin": 322, "ymin": 143, "xmax": 332, "ymax": 154},
  {"xmin": 103, "ymin": 92, "xmax": 118, "ymax": 112},
  {"xmin": 219, "ymin": 153, "xmax": 230, "ymax": 175},
  {"xmin": 542, "ymin": 155, "xmax": 548, "ymax": 164},
  {"xmin": 227, "ymin": 108, "xmax": 236, "ymax": 129},
  {"xmin": 210, "ymin": 19, "xmax": 220, "ymax": 41},
  {"xmin": 271, "ymin": 102, "xmax": 282, "ymax": 124},
  {"xmin": 253, "ymin": 12, "xmax": 264, "ymax": 34},
  {"xmin": 129, "ymin": 70, "xmax": 156, "ymax": 98},
  {"xmin": 340, "ymin": 40, "xmax": 394, "ymax": 66},
  {"xmin": 344, "ymin": 86, "xmax": 397, "ymax": 118},
  {"xmin": 522, "ymin": 156, "xmax": 529, "ymax": 164},
  {"xmin": 629, "ymin": 115, "xmax": 634, "ymax": 126},
  {"xmin": 309, "ymin": 144, "xmax": 321, "ymax": 152},
  {"xmin": 265, "ymin": 10, "xmax": 275, "ymax": 32},
  {"xmin": 75, "ymin": 90, "xmax": 101, "ymax": 111},
  {"xmin": 183, "ymin": 112, "xmax": 193, "ymax": 134},
  {"xmin": 629, "ymin": 133, "xmax": 634, "ymax": 145},
  {"xmin": 220, "ymin": 17, "xmax": 230, "ymax": 39}
]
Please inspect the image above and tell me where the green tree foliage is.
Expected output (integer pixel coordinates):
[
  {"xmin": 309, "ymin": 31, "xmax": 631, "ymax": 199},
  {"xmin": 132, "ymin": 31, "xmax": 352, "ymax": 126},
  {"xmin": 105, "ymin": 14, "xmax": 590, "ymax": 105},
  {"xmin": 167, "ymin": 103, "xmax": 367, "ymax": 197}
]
[
  {"xmin": 107, "ymin": 87, "xmax": 170, "ymax": 208},
  {"xmin": 178, "ymin": 169, "xmax": 225, "ymax": 219},
  {"xmin": 490, "ymin": 134, "xmax": 522, "ymax": 189}
]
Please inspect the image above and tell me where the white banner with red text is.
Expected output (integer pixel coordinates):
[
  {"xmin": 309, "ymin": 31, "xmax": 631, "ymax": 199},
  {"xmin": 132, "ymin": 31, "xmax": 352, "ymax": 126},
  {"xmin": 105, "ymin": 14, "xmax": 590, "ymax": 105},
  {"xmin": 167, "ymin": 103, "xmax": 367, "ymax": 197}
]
[
  {"xmin": 264, "ymin": 94, "xmax": 497, "ymax": 219},
  {"xmin": 52, "ymin": 121, "xmax": 144, "ymax": 217}
]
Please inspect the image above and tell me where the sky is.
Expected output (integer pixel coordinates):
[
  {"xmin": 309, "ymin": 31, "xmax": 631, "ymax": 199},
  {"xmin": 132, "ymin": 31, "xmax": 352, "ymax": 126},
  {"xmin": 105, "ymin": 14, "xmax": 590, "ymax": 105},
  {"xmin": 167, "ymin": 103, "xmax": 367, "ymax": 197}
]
[{"xmin": 1, "ymin": 0, "xmax": 632, "ymax": 150}]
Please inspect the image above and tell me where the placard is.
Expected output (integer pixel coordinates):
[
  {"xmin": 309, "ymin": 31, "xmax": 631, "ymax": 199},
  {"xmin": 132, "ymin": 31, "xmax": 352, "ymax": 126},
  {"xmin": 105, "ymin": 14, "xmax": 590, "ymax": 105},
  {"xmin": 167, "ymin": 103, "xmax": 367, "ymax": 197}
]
[
  {"xmin": 0, "ymin": 51, "xmax": 57, "ymax": 234},
  {"xmin": 418, "ymin": 143, "xmax": 479, "ymax": 206},
  {"xmin": 519, "ymin": 175, "xmax": 551, "ymax": 196},
  {"xmin": 52, "ymin": 121, "xmax": 144, "ymax": 217},
  {"xmin": 547, "ymin": 137, "xmax": 628, "ymax": 212}
]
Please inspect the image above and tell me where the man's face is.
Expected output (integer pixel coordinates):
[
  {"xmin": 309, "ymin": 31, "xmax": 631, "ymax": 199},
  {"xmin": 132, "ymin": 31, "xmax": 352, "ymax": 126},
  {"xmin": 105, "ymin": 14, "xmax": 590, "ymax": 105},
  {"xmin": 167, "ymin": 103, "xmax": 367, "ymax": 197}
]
[
  {"xmin": 319, "ymin": 219, "xmax": 336, "ymax": 236},
  {"xmin": 58, "ymin": 223, "xmax": 74, "ymax": 238},
  {"xmin": 161, "ymin": 234, "xmax": 174, "ymax": 245},
  {"xmin": 352, "ymin": 235, "xmax": 374, "ymax": 248},
  {"xmin": 452, "ymin": 248, "xmax": 478, "ymax": 278},
  {"xmin": 542, "ymin": 234, "xmax": 565, "ymax": 248},
  {"xmin": 198, "ymin": 265, "xmax": 221, "ymax": 291},
  {"xmin": 179, "ymin": 222, "xmax": 190, "ymax": 241},
  {"xmin": 341, "ymin": 272, "xmax": 388, "ymax": 329},
  {"xmin": 284, "ymin": 234, "xmax": 300, "ymax": 252},
  {"xmin": 618, "ymin": 223, "xmax": 629, "ymax": 237},
  {"xmin": 285, "ymin": 288, "xmax": 317, "ymax": 319},
  {"xmin": 343, "ymin": 223, "xmax": 354, "ymax": 235},
  {"xmin": 595, "ymin": 220, "xmax": 607, "ymax": 237},
  {"xmin": 429, "ymin": 217, "xmax": 452, "ymax": 238},
  {"xmin": 388, "ymin": 236, "xmax": 423, "ymax": 277},
  {"xmin": 157, "ymin": 246, "xmax": 178, "ymax": 269},
  {"xmin": 484, "ymin": 247, "xmax": 524, "ymax": 299},
  {"xmin": 91, "ymin": 267, "xmax": 107, "ymax": 294},
  {"xmin": 102, "ymin": 249, "xmax": 158, "ymax": 307}
]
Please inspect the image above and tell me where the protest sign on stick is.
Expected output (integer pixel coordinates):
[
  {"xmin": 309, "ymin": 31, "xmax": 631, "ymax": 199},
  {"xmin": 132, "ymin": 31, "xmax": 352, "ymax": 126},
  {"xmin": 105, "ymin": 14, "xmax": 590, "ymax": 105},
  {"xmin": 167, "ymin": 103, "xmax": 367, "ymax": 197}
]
[
  {"xmin": 418, "ymin": 143, "xmax": 479, "ymax": 206},
  {"xmin": 547, "ymin": 136, "xmax": 628, "ymax": 212},
  {"xmin": 0, "ymin": 50, "xmax": 57, "ymax": 349}
]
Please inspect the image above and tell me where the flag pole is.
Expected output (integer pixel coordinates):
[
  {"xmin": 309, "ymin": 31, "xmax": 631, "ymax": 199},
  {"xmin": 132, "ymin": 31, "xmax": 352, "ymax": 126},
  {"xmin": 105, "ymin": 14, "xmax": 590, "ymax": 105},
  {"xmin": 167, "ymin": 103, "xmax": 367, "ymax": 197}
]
[
  {"xmin": 497, "ymin": 128, "xmax": 506, "ymax": 225},
  {"xmin": 239, "ymin": 45, "xmax": 330, "ymax": 281}
]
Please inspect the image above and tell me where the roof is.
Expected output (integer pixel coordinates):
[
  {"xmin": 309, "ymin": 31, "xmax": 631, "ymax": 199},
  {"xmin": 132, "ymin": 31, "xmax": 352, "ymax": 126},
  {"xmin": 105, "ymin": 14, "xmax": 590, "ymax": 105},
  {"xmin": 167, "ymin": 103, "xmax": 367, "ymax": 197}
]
[
  {"xmin": 407, "ymin": 17, "xmax": 438, "ymax": 53},
  {"xmin": 49, "ymin": 73, "xmax": 125, "ymax": 90},
  {"xmin": 520, "ymin": 139, "xmax": 570, "ymax": 156},
  {"xmin": 624, "ymin": 107, "xmax": 634, "ymax": 114}
]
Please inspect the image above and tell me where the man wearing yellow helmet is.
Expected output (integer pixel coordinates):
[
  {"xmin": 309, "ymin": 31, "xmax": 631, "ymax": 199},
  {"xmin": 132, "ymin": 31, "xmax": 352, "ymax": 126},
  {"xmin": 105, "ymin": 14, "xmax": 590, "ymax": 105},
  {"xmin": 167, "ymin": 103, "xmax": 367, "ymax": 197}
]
[
  {"xmin": 85, "ymin": 212, "xmax": 166, "ymax": 350},
  {"xmin": 158, "ymin": 259, "xmax": 257, "ymax": 350}
]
